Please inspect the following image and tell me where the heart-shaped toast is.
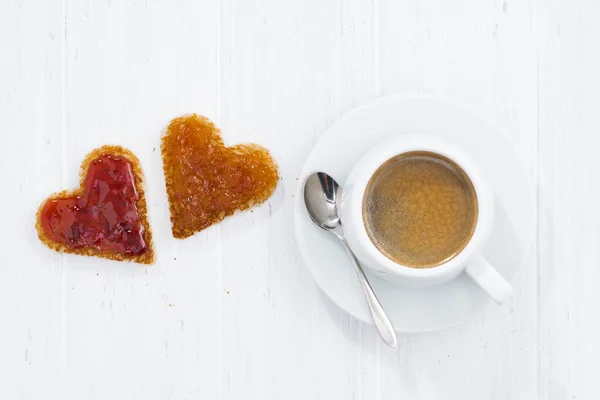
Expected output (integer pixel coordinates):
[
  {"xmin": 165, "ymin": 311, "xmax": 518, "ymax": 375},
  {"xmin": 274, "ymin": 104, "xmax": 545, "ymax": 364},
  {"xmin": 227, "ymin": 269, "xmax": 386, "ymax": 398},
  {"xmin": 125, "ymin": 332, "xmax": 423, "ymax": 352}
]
[
  {"xmin": 161, "ymin": 114, "xmax": 279, "ymax": 238},
  {"xmin": 36, "ymin": 145, "xmax": 154, "ymax": 264}
]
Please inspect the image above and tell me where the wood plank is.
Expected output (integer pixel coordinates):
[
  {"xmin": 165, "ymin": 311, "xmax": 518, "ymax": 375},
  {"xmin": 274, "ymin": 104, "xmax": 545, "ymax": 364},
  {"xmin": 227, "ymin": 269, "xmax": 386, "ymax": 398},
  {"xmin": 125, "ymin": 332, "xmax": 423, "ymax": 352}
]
[
  {"xmin": 538, "ymin": 0, "xmax": 600, "ymax": 397},
  {"xmin": 377, "ymin": 0, "xmax": 539, "ymax": 398},
  {"xmin": 63, "ymin": 0, "xmax": 219, "ymax": 398},
  {"xmin": 0, "ymin": 0, "xmax": 65, "ymax": 398},
  {"xmin": 218, "ymin": 0, "xmax": 379, "ymax": 398}
]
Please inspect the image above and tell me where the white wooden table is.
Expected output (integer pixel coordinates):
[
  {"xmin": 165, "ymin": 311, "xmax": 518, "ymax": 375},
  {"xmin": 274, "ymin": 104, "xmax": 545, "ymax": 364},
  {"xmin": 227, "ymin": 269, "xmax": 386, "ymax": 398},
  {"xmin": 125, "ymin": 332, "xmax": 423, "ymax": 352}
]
[{"xmin": 1, "ymin": 0, "xmax": 596, "ymax": 398}]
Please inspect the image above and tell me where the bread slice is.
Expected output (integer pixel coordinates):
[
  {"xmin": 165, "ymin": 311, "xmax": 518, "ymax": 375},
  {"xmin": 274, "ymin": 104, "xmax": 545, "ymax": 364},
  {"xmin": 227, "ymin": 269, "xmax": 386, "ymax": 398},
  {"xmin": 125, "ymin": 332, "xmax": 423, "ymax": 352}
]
[
  {"xmin": 161, "ymin": 114, "xmax": 279, "ymax": 239},
  {"xmin": 36, "ymin": 145, "xmax": 155, "ymax": 264}
]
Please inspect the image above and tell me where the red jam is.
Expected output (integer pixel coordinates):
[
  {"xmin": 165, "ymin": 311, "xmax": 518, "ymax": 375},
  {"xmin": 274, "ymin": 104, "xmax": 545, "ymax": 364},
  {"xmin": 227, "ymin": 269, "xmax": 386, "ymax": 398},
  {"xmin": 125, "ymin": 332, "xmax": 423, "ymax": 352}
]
[{"xmin": 40, "ymin": 154, "xmax": 147, "ymax": 255}]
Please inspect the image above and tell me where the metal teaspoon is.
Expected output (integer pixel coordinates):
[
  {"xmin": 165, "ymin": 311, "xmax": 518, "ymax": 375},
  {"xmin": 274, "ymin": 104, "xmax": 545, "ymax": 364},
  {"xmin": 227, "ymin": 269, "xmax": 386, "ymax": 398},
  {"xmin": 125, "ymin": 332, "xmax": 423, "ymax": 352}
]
[{"xmin": 303, "ymin": 172, "xmax": 397, "ymax": 348}]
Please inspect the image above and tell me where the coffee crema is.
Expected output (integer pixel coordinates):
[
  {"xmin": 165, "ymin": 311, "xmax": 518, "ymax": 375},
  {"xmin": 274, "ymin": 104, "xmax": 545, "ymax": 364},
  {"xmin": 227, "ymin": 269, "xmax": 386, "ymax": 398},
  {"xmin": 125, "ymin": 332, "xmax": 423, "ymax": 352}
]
[{"xmin": 362, "ymin": 151, "xmax": 478, "ymax": 268}]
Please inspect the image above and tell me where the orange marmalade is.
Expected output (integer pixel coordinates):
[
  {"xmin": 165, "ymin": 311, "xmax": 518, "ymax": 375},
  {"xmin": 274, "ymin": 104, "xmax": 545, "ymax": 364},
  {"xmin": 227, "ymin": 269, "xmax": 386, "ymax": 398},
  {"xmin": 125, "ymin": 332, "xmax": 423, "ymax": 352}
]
[{"xmin": 161, "ymin": 114, "xmax": 279, "ymax": 238}]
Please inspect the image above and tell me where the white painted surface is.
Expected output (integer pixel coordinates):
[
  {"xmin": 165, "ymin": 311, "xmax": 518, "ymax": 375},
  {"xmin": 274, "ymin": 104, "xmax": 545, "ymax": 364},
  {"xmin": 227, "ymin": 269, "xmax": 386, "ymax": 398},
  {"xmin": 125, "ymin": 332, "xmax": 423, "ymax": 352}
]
[{"xmin": 0, "ymin": 0, "xmax": 595, "ymax": 398}]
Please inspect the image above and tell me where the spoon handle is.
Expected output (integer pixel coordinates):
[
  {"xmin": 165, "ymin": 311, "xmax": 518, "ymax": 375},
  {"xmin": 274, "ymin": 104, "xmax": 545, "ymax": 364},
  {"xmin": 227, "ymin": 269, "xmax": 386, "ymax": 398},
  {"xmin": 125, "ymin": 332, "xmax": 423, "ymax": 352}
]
[{"xmin": 340, "ymin": 238, "xmax": 398, "ymax": 348}]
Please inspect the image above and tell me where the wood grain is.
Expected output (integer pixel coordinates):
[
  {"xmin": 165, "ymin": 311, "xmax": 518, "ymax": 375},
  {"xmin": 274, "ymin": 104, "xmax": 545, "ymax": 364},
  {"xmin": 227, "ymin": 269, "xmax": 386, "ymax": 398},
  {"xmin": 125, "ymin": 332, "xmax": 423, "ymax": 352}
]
[
  {"xmin": 538, "ymin": 0, "xmax": 600, "ymax": 398},
  {"xmin": 377, "ymin": 0, "xmax": 539, "ymax": 398},
  {"xmin": 217, "ymin": 0, "xmax": 379, "ymax": 398},
  {"xmin": 62, "ymin": 1, "xmax": 221, "ymax": 398},
  {"xmin": 0, "ymin": 0, "xmax": 65, "ymax": 398},
  {"xmin": 0, "ymin": 0, "xmax": 596, "ymax": 398}
]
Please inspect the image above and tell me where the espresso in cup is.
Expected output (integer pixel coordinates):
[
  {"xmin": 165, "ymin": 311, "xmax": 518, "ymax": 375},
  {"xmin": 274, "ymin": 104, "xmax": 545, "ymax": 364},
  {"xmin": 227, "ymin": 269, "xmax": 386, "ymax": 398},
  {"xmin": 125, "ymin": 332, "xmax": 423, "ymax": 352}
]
[{"xmin": 362, "ymin": 151, "xmax": 478, "ymax": 268}]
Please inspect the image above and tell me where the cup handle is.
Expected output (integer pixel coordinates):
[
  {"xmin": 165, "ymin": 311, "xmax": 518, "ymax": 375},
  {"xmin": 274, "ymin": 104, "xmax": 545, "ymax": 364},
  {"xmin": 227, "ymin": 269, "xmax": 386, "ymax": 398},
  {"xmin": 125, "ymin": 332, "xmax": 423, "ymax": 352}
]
[{"xmin": 465, "ymin": 256, "xmax": 513, "ymax": 304}]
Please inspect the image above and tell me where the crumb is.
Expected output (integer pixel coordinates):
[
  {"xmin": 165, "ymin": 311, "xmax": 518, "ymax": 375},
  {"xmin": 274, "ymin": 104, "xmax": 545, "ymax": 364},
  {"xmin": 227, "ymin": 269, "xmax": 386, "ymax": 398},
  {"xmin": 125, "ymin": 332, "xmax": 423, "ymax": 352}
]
[
  {"xmin": 168, "ymin": 303, "xmax": 174, "ymax": 307},
  {"xmin": 225, "ymin": 290, "xmax": 230, "ymax": 295},
  {"xmin": 174, "ymin": 257, "xmax": 177, "ymax": 261},
  {"xmin": 296, "ymin": 178, "xmax": 298, "ymax": 180},
  {"xmin": 96, "ymin": 273, "xmax": 99, "ymax": 276},
  {"xmin": 153, "ymin": 147, "xmax": 156, "ymax": 152}
]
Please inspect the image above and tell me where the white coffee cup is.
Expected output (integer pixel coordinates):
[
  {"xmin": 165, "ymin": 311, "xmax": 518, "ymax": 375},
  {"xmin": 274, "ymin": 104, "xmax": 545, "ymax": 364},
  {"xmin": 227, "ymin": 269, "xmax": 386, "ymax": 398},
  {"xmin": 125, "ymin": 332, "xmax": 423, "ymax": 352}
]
[{"xmin": 341, "ymin": 135, "xmax": 513, "ymax": 304}]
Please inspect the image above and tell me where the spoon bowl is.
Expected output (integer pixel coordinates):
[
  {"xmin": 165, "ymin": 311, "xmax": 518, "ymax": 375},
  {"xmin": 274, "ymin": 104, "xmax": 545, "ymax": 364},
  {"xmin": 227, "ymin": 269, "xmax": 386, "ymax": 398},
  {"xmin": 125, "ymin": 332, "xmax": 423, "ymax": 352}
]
[{"xmin": 303, "ymin": 173, "xmax": 343, "ymax": 233}]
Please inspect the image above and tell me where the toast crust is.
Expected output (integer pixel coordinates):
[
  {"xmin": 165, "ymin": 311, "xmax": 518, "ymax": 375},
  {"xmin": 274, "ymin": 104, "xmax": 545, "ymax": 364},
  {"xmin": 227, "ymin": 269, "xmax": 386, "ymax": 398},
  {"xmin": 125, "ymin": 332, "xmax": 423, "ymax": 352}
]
[{"xmin": 36, "ymin": 145, "xmax": 155, "ymax": 264}]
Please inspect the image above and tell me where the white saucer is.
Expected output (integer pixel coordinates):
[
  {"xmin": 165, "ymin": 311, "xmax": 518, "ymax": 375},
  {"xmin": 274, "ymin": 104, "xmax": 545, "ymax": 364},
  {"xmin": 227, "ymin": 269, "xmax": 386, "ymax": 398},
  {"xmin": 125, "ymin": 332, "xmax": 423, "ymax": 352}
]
[{"xmin": 294, "ymin": 94, "xmax": 535, "ymax": 333}]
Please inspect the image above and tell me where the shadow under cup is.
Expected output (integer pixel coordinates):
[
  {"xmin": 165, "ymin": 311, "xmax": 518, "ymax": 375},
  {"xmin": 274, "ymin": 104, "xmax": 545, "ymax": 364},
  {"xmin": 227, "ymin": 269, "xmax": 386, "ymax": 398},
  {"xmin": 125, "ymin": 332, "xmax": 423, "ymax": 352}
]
[{"xmin": 361, "ymin": 150, "xmax": 479, "ymax": 270}]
